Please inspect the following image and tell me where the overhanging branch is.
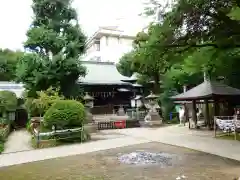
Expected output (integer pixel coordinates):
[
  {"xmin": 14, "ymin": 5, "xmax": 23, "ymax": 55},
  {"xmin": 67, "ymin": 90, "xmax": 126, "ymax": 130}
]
[{"xmin": 156, "ymin": 43, "xmax": 240, "ymax": 49}]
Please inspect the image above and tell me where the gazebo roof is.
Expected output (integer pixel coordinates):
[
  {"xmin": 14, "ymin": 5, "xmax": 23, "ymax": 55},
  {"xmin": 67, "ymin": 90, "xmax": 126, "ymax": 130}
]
[{"xmin": 171, "ymin": 80, "xmax": 240, "ymax": 101}]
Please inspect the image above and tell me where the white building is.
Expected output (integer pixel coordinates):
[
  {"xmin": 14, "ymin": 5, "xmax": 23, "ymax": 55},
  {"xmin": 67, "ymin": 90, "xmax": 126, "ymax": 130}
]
[{"xmin": 83, "ymin": 26, "xmax": 135, "ymax": 63}]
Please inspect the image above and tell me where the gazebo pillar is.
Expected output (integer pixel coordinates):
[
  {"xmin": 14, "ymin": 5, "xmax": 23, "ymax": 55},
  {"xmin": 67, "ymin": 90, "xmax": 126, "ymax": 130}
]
[
  {"xmin": 183, "ymin": 85, "xmax": 189, "ymax": 126},
  {"xmin": 204, "ymin": 99, "xmax": 210, "ymax": 129},
  {"xmin": 213, "ymin": 99, "xmax": 220, "ymax": 128},
  {"xmin": 191, "ymin": 100, "xmax": 198, "ymax": 128}
]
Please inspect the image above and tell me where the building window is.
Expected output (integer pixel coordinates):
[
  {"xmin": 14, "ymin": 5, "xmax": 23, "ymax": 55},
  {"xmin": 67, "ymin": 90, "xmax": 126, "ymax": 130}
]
[
  {"xmin": 106, "ymin": 36, "xmax": 109, "ymax": 46},
  {"xmin": 118, "ymin": 37, "xmax": 121, "ymax": 44},
  {"xmin": 96, "ymin": 43, "xmax": 100, "ymax": 51},
  {"xmin": 95, "ymin": 39, "xmax": 100, "ymax": 51}
]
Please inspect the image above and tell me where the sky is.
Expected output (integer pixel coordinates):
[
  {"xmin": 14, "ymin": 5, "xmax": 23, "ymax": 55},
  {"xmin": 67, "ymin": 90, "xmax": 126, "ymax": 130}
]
[{"xmin": 0, "ymin": 0, "xmax": 151, "ymax": 50}]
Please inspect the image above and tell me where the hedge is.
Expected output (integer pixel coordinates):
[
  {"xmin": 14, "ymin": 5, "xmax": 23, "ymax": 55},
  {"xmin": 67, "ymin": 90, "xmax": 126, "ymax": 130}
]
[
  {"xmin": 0, "ymin": 124, "xmax": 11, "ymax": 153},
  {"xmin": 43, "ymin": 100, "xmax": 86, "ymax": 129}
]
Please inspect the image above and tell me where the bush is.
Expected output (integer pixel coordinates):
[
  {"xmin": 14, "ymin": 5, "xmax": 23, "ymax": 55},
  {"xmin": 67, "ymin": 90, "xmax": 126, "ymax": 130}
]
[
  {"xmin": 0, "ymin": 125, "xmax": 10, "ymax": 153},
  {"xmin": 0, "ymin": 118, "xmax": 9, "ymax": 125},
  {"xmin": 0, "ymin": 91, "xmax": 18, "ymax": 112},
  {"xmin": 0, "ymin": 143, "xmax": 4, "ymax": 153},
  {"xmin": 24, "ymin": 87, "xmax": 63, "ymax": 117},
  {"xmin": 43, "ymin": 100, "xmax": 86, "ymax": 129}
]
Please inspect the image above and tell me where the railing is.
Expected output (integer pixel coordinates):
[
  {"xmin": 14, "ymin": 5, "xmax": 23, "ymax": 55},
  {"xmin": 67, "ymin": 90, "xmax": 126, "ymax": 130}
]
[
  {"xmin": 33, "ymin": 127, "xmax": 84, "ymax": 148},
  {"xmin": 97, "ymin": 119, "xmax": 140, "ymax": 130},
  {"xmin": 214, "ymin": 116, "xmax": 240, "ymax": 140}
]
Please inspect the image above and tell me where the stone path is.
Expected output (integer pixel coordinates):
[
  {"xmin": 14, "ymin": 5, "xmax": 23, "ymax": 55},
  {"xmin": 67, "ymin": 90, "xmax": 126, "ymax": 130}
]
[
  {"xmin": 111, "ymin": 126, "xmax": 240, "ymax": 161},
  {"xmin": 0, "ymin": 136, "xmax": 149, "ymax": 167},
  {"xmin": 3, "ymin": 130, "xmax": 33, "ymax": 154},
  {"xmin": 1, "ymin": 125, "xmax": 240, "ymax": 167}
]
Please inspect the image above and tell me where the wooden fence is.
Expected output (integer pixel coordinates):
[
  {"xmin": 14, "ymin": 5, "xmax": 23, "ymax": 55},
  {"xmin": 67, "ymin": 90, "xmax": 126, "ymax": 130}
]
[{"xmin": 97, "ymin": 119, "xmax": 140, "ymax": 130}]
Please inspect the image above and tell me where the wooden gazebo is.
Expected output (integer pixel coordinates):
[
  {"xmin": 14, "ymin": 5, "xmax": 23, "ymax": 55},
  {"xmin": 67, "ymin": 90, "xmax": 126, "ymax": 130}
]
[{"xmin": 171, "ymin": 80, "xmax": 240, "ymax": 129}]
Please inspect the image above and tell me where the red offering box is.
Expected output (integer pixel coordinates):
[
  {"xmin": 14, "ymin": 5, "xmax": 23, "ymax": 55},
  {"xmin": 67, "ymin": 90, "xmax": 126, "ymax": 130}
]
[{"xmin": 114, "ymin": 120, "xmax": 126, "ymax": 129}]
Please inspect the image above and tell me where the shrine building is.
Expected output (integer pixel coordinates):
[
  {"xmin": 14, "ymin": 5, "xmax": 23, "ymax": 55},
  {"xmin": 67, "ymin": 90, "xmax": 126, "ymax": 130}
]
[{"xmin": 78, "ymin": 61, "xmax": 141, "ymax": 114}]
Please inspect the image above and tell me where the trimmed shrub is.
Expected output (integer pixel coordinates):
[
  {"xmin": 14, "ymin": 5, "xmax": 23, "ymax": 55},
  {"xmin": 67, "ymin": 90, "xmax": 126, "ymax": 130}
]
[{"xmin": 43, "ymin": 100, "xmax": 86, "ymax": 129}]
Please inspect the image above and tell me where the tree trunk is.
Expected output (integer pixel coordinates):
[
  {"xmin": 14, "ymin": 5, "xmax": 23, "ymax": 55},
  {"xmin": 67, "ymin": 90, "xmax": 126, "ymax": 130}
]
[{"xmin": 153, "ymin": 74, "xmax": 160, "ymax": 94}]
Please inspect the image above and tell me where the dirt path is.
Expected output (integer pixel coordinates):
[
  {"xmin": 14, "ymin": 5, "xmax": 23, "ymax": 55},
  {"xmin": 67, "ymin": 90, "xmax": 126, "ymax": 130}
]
[{"xmin": 3, "ymin": 130, "xmax": 33, "ymax": 154}]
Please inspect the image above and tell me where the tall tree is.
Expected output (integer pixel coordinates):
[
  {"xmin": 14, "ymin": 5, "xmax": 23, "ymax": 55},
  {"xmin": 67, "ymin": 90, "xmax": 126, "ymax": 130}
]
[
  {"xmin": 0, "ymin": 49, "xmax": 23, "ymax": 81},
  {"xmin": 16, "ymin": 0, "xmax": 86, "ymax": 97}
]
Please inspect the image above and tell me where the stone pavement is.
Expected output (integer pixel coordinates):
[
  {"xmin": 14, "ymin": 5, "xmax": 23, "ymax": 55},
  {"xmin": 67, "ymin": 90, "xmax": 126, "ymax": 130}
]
[
  {"xmin": 3, "ymin": 130, "xmax": 33, "ymax": 154},
  {"xmin": 1, "ymin": 125, "xmax": 240, "ymax": 167},
  {"xmin": 111, "ymin": 125, "xmax": 240, "ymax": 161}
]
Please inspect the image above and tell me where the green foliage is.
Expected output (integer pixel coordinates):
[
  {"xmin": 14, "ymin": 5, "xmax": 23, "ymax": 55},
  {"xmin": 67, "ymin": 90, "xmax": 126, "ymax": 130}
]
[
  {"xmin": 228, "ymin": 7, "xmax": 240, "ymax": 20},
  {"xmin": 119, "ymin": 0, "xmax": 240, "ymax": 115},
  {"xmin": 166, "ymin": 116, "xmax": 179, "ymax": 124},
  {"xmin": 26, "ymin": 120, "xmax": 32, "ymax": 133},
  {"xmin": 117, "ymin": 51, "xmax": 135, "ymax": 77},
  {"xmin": 24, "ymin": 87, "xmax": 63, "ymax": 117},
  {"xmin": 0, "ymin": 125, "xmax": 10, "ymax": 153},
  {"xmin": 0, "ymin": 143, "xmax": 4, "ymax": 153},
  {"xmin": 0, "ymin": 91, "xmax": 18, "ymax": 112},
  {"xmin": 117, "ymin": 24, "xmax": 180, "ymax": 93},
  {"xmin": 0, "ymin": 49, "xmax": 23, "ymax": 81},
  {"xmin": 0, "ymin": 118, "xmax": 8, "ymax": 125},
  {"xmin": 16, "ymin": 0, "xmax": 87, "ymax": 97},
  {"xmin": 43, "ymin": 100, "xmax": 86, "ymax": 129}
]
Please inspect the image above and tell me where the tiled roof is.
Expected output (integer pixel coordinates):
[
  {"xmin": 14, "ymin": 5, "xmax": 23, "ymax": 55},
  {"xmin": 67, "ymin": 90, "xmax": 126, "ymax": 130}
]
[
  {"xmin": 171, "ymin": 80, "xmax": 240, "ymax": 101},
  {"xmin": 79, "ymin": 61, "xmax": 132, "ymax": 85}
]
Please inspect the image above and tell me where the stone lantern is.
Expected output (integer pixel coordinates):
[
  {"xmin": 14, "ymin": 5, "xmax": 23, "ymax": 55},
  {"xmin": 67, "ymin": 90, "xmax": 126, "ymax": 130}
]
[
  {"xmin": 83, "ymin": 92, "xmax": 94, "ymax": 123},
  {"xmin": 144, "ymin": 92, "xmax": 162, "ymax": 126}
]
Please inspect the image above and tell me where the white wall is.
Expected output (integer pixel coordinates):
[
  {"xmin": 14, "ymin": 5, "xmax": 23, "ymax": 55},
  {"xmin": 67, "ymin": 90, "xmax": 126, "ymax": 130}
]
[{"xmin": 84, "ymin": 34, "xmax": 134, "ymax": 63}]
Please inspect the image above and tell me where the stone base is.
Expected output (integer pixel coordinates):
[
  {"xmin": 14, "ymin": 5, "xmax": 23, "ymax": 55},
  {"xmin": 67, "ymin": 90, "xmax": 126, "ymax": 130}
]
[
  {"xmin": 86, "ymin": 112, "xmax": 94, "ymax": 123},
  {"xmin": 144, "ymin": 112, "xmax": 163, "ymax": 127},
  {"xmin": 143, "ymin": 120, "xmax": 162, "ymax": 127},
  {"xmin": 84, "ymin": 123, "xmax": 98, "ymax": 133},
  {"xmin": 189, "ymin": 118, "xmax": 197, "ymax": 129}
]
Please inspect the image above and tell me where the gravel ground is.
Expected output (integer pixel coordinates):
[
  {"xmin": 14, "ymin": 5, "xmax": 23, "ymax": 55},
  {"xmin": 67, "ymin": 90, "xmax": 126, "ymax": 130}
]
[{"xmin": 0, "ymin": 142, "xmax": 240, "ymax": 180}]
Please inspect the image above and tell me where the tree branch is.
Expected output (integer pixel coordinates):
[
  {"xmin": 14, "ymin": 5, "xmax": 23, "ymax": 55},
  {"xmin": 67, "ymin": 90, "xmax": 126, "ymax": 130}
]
[{"xmin": 153, "ymin": 43, "xmax": 240, "ymax": 49}]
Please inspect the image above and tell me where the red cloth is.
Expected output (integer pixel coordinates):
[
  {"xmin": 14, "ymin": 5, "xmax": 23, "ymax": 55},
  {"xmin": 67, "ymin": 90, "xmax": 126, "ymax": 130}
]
[{"xmin": 114, "ymin": 120, "xmax": 126, "ymax": 129}]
